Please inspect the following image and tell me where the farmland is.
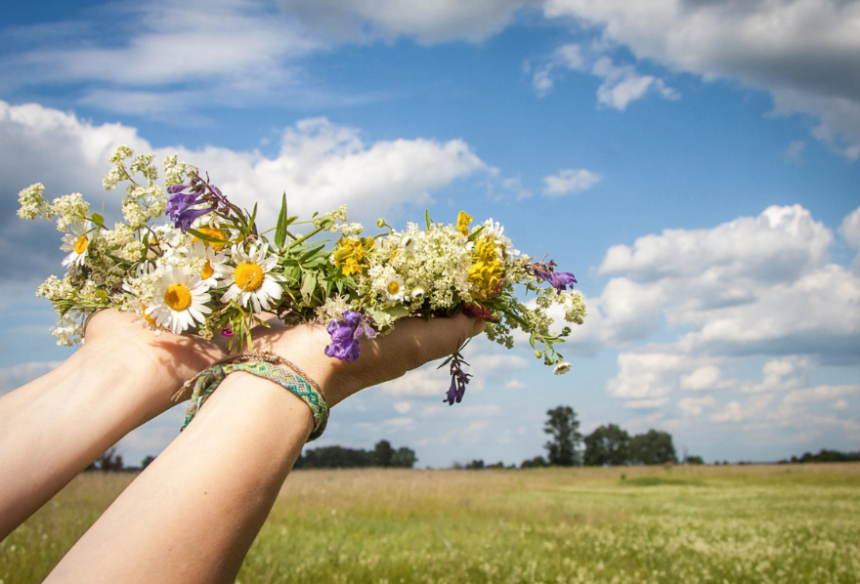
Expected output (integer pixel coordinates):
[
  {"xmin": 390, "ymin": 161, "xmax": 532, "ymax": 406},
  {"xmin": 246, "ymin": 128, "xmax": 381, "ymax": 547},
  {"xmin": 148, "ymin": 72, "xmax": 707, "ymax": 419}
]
[{"xmin": 2, "ymin": 463, "xmax": 859, "ymax": 583}]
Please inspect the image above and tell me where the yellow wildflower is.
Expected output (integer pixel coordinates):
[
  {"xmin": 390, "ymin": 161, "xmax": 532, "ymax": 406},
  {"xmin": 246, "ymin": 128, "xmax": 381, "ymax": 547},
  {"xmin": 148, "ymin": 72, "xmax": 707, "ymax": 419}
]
[
  {"xmin": 193, "ymin": 226, "xmax": 229, "ymax": 251},
  {"xmin": 457, "ymin": 211, "xmax": 472, "ymax": 236},
  {"xmin": 334, "ymin": 237, "xmax": 374, "ymax": 277},
  {"xmin": 469, "ymin": 238, "xmax": 503, "ymax": 299}
]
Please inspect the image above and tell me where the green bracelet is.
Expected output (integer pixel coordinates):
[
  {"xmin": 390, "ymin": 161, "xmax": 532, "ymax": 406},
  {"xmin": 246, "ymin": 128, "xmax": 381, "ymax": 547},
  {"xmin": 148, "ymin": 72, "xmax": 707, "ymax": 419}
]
[{"xmin": 175, "ymin": 351, "xmax": 329, "ymax": 441}]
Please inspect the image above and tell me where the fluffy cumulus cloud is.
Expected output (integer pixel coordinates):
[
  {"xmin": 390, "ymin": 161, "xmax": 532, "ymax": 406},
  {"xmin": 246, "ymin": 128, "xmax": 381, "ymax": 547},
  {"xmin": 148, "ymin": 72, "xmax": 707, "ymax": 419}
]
[
  {"xmin": 541, "ymin": 0, "xmax": 860, "ymax": 158},
  {"xmin": 0, "ymin": 100, "xmax": 488, "ymax": 278},
  {"xmin": 593, "ymin": 202, "xmax": 860, "ymax": 443}
]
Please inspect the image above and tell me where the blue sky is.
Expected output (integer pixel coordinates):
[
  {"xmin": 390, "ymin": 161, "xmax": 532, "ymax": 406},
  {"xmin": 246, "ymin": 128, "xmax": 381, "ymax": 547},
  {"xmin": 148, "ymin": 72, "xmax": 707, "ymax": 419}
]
[{"xmin": 1, "ymin": 0, "xmax": 859, "ymax": 467}]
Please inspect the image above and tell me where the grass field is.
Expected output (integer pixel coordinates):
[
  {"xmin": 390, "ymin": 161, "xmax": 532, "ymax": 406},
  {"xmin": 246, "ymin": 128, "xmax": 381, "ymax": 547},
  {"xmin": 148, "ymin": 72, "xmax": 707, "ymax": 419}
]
[{"xmin": 2, "ymin": 463, "xmax": 859, "ymax": 583}]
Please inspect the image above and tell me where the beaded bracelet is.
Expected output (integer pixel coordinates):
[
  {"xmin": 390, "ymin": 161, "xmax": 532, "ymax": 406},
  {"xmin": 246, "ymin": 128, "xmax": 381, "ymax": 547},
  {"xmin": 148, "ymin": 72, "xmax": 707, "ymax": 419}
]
[{"xmin": 173, "ymin": 351, "xmax": 329, "ymax": 441}]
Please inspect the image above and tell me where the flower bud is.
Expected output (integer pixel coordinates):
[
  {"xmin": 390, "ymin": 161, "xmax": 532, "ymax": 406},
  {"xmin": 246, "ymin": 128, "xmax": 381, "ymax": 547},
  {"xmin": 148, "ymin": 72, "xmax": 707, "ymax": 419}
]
[
  {"xmin": 534, "ymin": 350, "xmax": 542, "ymax": 359},
  {"xmin": 376, "ymin": 218, "xmax": 386, "ymax": 228}
]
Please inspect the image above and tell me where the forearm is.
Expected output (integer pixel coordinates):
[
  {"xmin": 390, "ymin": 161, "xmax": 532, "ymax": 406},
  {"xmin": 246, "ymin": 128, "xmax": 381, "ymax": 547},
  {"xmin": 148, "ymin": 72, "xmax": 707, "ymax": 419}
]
[
  {"xmin": 0, "ymin": 338, "xmax": 178, "ymax": 539},
  {"xmin": 45, "ymin": 372, "xmax": 312, "ymax": 584}
]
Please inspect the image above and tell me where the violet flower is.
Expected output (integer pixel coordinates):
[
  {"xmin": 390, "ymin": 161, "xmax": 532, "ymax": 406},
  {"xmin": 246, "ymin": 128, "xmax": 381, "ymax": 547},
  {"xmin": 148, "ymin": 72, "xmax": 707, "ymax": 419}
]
[
  {"xmin": 530, "ymin": 260, "xmax": 577, "ymax": 293},
  {"xmin": 324, "ymin": 311, "xmax": 377, "ymax": 363},
  {"xmin": 443, "ymin": 350, "xmax": 472, "ymax": 405},
  {"xmin": 165, "ymin": 177, "xmax": 225, "ymax": 232}
]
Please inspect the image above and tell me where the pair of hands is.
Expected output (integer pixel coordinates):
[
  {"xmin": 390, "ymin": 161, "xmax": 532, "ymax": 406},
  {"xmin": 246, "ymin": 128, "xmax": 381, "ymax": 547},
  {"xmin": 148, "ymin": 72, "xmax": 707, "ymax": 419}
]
[{"xmin": 84, "ymin": 309, "xmax": 484, "ymax": 414}]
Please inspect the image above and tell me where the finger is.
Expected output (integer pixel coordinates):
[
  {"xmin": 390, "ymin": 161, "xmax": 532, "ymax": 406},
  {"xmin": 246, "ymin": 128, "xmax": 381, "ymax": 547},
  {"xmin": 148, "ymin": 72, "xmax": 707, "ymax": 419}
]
[{"xmin": 367, "ymin": 314, "xmax": 484, "ymax": 370}]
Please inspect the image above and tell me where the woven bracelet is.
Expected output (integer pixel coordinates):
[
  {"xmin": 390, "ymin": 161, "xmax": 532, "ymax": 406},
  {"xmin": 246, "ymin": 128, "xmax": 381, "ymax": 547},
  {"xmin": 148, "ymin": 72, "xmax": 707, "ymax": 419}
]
[{"xmin": 174, "ymin": 351, "xmax": 329, "ymax": 442}]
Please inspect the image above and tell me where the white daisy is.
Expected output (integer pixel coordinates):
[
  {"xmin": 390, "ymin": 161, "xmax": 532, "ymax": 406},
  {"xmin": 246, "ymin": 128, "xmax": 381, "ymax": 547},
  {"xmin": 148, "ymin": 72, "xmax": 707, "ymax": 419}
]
[
  {"xmin": 146, "ymin": 267, "xmax": 211, "ymax": 335},
  {"xmin": 410, "ymin": 286, "xmax": 425, "ymax": 301},
  {"xmin": 61, "ymin": 222, "xmax": 97, "ymax": 267},
  {"xmin": 220, "ymin": 243, "xmax": 284, "ymax": 313},
  {"xmin": 188, "ymin": 241, "xmax": 226, "ymax": 287},
  {"xmin": 384, "ymin": 274, "xmax": 406, "ymax": 302},
  {"xmin": 553, "ymin": 361, "xmax": 573, "ymax": 375}
]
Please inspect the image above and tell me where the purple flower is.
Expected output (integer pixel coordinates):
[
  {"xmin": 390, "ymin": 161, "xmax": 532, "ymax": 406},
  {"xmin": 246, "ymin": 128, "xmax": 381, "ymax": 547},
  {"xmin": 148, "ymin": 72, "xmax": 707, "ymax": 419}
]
[
  {"xmin": 166, "ymin": 190, "xmax": 215, "ymax": 232},
  {"xmin": 324, "ymin": 311, "xmax": 377, "ymax": 363},
  {"xmin": 530, "ymin": 260, "xmax": 577, "ymax": 293},
  {"xmin": 220, "ymin": 326, "xmax": 233, "ymax": 338},
  {"xmin": 444, "ymin": 355, "xmax": 472, "ymax": 405},
  {"xmin": 165, "ymin": 177, "xmax": 225, "ymax": 232}
]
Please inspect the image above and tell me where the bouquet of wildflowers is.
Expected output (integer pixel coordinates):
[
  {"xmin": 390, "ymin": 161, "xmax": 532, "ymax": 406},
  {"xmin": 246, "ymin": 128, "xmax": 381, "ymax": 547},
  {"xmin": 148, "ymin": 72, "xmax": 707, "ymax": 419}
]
[{"xmin": 18, "ymin": 147, "xmax": 586, "ymax": 404}]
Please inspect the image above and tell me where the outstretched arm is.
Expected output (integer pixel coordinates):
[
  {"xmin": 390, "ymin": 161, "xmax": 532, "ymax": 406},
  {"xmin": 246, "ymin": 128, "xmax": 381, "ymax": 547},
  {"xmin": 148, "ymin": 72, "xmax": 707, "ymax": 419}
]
[
  {"xmin": 44, "ymin": 314, "xmax": 483, "ymax": 584},
  {"xmin": 0, "ymin": 310, "xmax": 226, "ymax": 540}
]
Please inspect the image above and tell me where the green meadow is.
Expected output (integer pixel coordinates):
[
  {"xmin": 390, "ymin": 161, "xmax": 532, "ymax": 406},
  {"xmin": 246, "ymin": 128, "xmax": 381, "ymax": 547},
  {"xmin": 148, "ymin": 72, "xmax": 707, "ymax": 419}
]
[{"xmin": 3, "ymin": 463, "xmax": 859, "ymax": 583}]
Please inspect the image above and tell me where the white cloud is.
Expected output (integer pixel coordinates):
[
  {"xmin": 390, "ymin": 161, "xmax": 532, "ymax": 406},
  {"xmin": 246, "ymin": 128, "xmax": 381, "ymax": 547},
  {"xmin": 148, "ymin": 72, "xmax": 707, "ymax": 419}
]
[
  {"xmin": 530, "ymin": 44, "xmax": 678, "ymax": 110},
  {"xmin": 355, "ymin": 416, "xmax": 417, "ymax": 433},
  {"xmin": 678, "ymin": 395, "xmax": 715, "ymax": 417},
  {"xmin": 680, "ymin": 365, "xmax": 726, "ymax": 391},
  {"xmin": 3, "ymin": 0, "xmax": 320, "ymax": 114},
  {"xmin": 542, "ymin": 168, "xmax": 602, "ymax": 196},
  {"xmin": 0, "ymin": 360, "xmax": 63, "ymax": 395},
  {"xmin": 599, "ymin": 205, "xmax": 832, "ymax": 284},
  {"xmin": 279, "ymin": 0, "xmax": 538, "ymax": 44},
  {"xmin": 833, "ymin": 399, "xmax": 848, "ymax": 410},
  {"xmin": 607, "ymin": 352, "xmax": 685, "ymax": 400},
  {"xmin": 542, "ymin": 0, "xmax": 860, "ymax": 158},
  {"xmin": 591, "ymin": 56, "xmax": 679, "ymax": 111}
]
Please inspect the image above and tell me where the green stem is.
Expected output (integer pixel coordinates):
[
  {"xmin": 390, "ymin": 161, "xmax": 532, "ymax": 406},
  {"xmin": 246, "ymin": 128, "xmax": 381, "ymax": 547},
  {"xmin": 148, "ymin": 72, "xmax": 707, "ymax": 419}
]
[{"xmin": 289, "ymin": 225, "xmax": 325, "ymax": 249}]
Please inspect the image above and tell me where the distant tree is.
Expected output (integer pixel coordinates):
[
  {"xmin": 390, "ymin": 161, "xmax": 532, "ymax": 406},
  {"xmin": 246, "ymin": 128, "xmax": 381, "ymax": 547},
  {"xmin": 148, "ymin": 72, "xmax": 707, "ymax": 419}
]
[
  {"xmin": 391, "ymin": 447, "xmax": 418, "ymax": 468},
  {"xmin": 141, "ymin": 455, "xmax": 156, "ymax": 469},
  {"xmin": 685, "ymin": 455, "xmax": 705, "ymax": 465},
  {"xmin": 465, "ymin": 459, "xmax": 485, "ymax": 469},
  {"xmin": 583, "ymin": 424, "xmax": 630, "ymax": 466},
  {"xmin": 628, "ymin": 430, "xmax": 677, "ymax": 465},
  {"xmin": 520, "ymin": 456, "xmax": 549, "ymax": 468},
  {"xmin": 296, "ymin": 446, "xmax": 374, "ymax": 469},
  {"xmin": 96, "ymin": 447, "xmax": 124, "ymax": 471},
  {"xmin": 485, "ymin": 461, "xmax": 505, "ymax": 469},
  {"xmin": 543, "ymin": 406, "xmax": 582, "ymax": 466},
  {"xmin": 373, "ymin": 440, "xmax": 395, "ymax": 467}
]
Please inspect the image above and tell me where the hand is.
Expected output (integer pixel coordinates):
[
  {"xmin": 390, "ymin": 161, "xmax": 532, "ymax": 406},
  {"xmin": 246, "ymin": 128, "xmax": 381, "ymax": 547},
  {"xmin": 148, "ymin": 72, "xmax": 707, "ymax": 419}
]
[
  {"xmin": 84, "ymin": 309, "xmax": 229, "ymax": 413},
  {"xmin": 252, "ymin": 314, "xmax": 485, "ymax": 407}
]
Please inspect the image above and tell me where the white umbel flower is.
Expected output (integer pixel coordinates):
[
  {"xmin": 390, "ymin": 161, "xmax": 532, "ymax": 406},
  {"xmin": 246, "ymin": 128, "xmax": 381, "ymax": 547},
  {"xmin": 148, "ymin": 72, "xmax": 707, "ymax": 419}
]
[
  {"xmin": 220, "ymin": 243, "xmax": 284, "ymax": 313},
  {"xmin": 146, "ymin": 267, "xmax": 212, "ymax": 335},
  {"xmin": 553, "ymin": 361, "xmax": 573, "ymax": 375},
  {"xmin": 61, "ymin": 222, "xmax": 97, "ymax": 267}
]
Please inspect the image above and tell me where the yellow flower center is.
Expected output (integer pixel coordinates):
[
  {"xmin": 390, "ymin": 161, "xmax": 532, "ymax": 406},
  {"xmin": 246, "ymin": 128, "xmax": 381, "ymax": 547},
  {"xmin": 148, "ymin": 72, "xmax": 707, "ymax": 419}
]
[
  {"xmin": 74, "ymin": 235, "xmax": 89, "ymax": 255},
  {"xmin": 234, "ymin": 262, "xmax": 264, "ymax": 291},
  {"xmin": 141, "ymin": 305, "xmax": 158, "ymax": 327},
  {"xmin": 201, "ymin": 260, "xmax": 214, "ymax": 280},
  {"xmin": 194, "ymin": 227, "xmax": 229, "ymax": 251},
  {"xmin": 387, "ymin": 280, "xmax": 401, "ymax": 295},
  {"xmin": 457, "ymin": 211, "xmax": 472, "ymax": 236},
  {"xmin": 164, "ymin": 285, "xmax": 193, "ymax": 311}
]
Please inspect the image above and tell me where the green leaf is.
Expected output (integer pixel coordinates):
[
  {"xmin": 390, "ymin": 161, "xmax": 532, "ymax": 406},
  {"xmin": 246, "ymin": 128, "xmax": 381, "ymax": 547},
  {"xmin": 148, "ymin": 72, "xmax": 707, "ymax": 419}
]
[
  {"xmin": 384, "ymin": 305, "xmax": 411, "ymax": 319},
  {"xmin": 91, "ymin": 212, "xmax": 105, "ymax": 228},
  {"xmin": 249, "ymin": 203, "xmax": 258, "ymax": 231},
  {"xmin": 529, "ymin": 332, "xmax": 537, "ymax": 350},
  {"xmin": 467, "ymin": 225, "xmax": 486, "ymax": 242},
  {"xmin": 274, "ymin": 193, "xmax": 288, "ymax": 249},
  {"xmin": 188, "ymin": 228, "xmax": 231, "ymax": 246},
  {"xmin": 300, "ymin": 271, "xmax": 317, "ymax": 302},
  {"xmin": 425, "ymin": 209, "xmax": 432, "ymax": 230}
]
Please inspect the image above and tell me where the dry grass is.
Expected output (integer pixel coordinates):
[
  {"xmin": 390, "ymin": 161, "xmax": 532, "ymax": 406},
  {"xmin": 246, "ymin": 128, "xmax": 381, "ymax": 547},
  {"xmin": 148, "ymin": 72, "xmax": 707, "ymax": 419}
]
[{"xmin": 3, "ymin": 464, "xmax": 859, "ymax": 583}]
